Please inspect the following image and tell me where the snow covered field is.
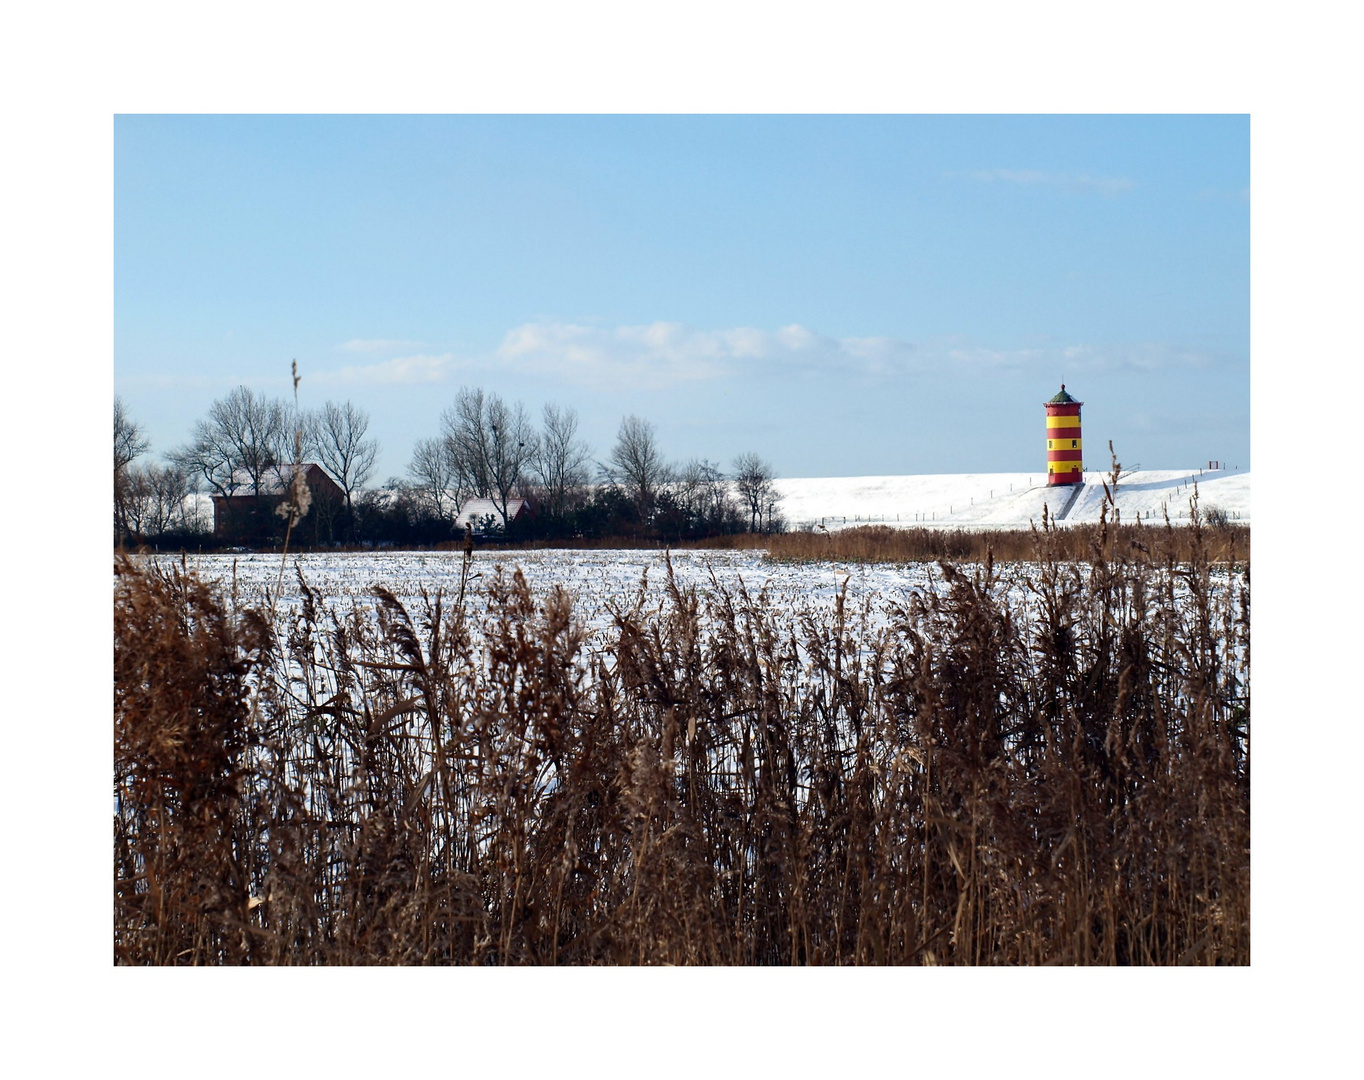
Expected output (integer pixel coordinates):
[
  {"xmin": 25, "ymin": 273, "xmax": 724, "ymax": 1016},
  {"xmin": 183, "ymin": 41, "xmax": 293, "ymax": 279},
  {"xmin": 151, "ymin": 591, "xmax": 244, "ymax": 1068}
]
[
  {"xmin": 145, "ymin": 540, "xmax": 1244, "ymax": 661},
  {"xmin": 149, "ymin": 468, "xmax": 1250, "ymax": 638},
  {"xmin": 152, "ymin": 548, "xmax": 948, "ymax": 641},
  {"xmin": 775, "ymin": 467, "xmax": 1250, "ymax": 530}
]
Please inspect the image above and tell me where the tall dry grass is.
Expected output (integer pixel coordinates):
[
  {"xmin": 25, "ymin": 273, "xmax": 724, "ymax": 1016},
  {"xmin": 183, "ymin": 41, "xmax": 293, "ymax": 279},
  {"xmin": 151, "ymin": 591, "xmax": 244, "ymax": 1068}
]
[
  {"xmin": 763, "ymin": 520, "xmax": 1248, "ymax": 566},
  {"xmin": 114, "ymin": 500, "xmax": 1249, "ymax": 965}
]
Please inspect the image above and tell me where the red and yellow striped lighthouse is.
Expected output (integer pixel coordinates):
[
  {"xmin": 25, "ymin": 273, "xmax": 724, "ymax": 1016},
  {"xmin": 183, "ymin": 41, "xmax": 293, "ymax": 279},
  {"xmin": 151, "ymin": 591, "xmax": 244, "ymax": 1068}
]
[{"xmin": 1045, "ymin": 384, "xmax": 1083, "ymax": 485}]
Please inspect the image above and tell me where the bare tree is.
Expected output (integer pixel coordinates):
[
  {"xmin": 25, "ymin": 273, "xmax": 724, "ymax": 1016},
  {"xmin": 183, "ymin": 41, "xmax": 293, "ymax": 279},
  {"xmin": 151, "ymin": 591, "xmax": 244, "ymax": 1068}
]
[
  {"xmin": 123, "ymin": 462, "xmax": 198, "ymax": 541},
  {"xmin": 762, "ymin": 489, "xmax": 786, "ymax": 535},
  {"xmin": 114, "ymin": 397, "xmax": 150, "ymax": 545},
  {"xmin": 732, "ymin": 451, "xmax": 779, "ymax": 533},
  {"xmin": 306, "ymin": 400, "xmax": 379, "ymax": 522},
  {"xmin": 169, "ymin": 386, "xmax": 292, "ymax": 542},
  {"xmin": 441, "ymin": 387, "xmax": 539, "ymax": 527},
  {"xmin": 531, "ymin": 403, "xmax": 592, "ymax": 521},
  {"xmin": 114, "ymin": 397, "xmax": 149, "ymax": 475},
  {"xmin": 407, "ymin": 436, "xmax": 463, "ymax": 522},
  {"xmin": 677, "ymin": 457, "xmax": 738, "ymax": 531},
  {"xmin": 607, "ymin": 414, "xmax": 671, "ymax": 520},
  {"xmin": 171, "ymin": 385, "xmax": 291, "ymax": 498}
]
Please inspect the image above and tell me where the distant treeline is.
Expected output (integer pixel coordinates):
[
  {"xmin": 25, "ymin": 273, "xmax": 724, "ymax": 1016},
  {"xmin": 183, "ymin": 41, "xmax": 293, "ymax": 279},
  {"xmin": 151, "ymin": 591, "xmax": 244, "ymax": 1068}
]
[{"xmin": 114, "ymin": 387, "xmax": 783, "ymax": 550}]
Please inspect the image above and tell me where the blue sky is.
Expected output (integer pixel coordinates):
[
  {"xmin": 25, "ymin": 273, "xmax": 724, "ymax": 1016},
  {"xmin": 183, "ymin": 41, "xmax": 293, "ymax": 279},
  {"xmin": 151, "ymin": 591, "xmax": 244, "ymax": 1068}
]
[{"xmin": 115, "ymin": 114, "xmax": 1249, "ymax": 481}]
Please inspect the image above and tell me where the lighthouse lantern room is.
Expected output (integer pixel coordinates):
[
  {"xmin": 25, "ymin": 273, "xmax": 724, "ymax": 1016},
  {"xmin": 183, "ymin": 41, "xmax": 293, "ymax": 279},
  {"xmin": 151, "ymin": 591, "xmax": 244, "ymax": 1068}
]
[{"xmin": 1045, "ymin": 385, "xmax": 1083, "ymax": 486}]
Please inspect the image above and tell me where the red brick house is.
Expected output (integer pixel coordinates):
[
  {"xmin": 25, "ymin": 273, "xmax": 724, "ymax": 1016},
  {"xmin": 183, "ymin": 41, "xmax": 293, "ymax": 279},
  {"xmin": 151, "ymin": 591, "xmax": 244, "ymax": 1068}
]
[{"xmin": 211, "ymin": 463, "xmax": 345, "ymax": 543}]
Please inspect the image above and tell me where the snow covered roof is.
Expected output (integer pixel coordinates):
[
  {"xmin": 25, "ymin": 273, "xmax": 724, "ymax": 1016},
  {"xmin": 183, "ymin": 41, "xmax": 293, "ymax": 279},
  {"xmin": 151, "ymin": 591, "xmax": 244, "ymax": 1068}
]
[
  {"xmin": 223, "ymin": 463, "xmax": 337, "ymax": 495},
  {"xmin": 455, "ymin": 497, "xmax": 535, "ymax": 530}
]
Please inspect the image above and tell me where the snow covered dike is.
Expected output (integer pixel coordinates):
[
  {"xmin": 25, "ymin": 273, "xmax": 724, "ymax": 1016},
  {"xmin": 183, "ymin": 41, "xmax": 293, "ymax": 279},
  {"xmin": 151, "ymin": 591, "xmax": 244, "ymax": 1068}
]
[{"xmin": 774, "ymin": 467, "xmax": 1249, "ymax": 531}]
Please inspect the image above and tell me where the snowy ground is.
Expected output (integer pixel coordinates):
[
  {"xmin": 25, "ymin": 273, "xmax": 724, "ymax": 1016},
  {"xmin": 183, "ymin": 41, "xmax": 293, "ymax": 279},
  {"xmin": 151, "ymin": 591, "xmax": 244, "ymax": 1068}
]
[
  {"xmin": 775, "ymin": 467, "xmax": 1250, "ymax": 531},
  {"xmin": 149, "ymin": 548, "xmax": 950, "ymax": 641},
  {"xmin": 144, "ymin": 544, "xmax": 1246, "ymax": 665}
]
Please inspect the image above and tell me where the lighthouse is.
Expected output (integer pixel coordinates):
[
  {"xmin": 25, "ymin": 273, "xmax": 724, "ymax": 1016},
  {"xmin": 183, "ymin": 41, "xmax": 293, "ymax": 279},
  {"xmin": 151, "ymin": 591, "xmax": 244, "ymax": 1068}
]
[{"xmin": 1045, "ymin": 384, "xmax": 1083, "ymax": 486}]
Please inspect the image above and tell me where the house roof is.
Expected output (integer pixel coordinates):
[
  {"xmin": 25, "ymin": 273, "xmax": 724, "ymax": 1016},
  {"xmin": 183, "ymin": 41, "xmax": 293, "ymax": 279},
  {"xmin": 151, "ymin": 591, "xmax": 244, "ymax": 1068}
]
[
  {"xmin": 224, "ymin": 463, "xmax": 338, "ymax": 495},
  {"xmin": 455, "ymin": 497, "xmax": 534, "ymax": 528}
]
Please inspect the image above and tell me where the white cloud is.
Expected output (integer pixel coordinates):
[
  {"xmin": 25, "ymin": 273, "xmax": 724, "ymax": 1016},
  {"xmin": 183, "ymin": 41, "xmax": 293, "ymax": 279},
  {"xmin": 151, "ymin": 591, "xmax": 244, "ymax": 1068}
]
[
  {"xmin": 775, "ymin": 323, "xmax": 817, "ymax": 351},
  {"xmin": 316, "ymin": 324, "xmax": 1214, "ymax": 390},
  {"xmin": 315, "ymin": 352, "xmax": 459, "ymax": 385},
  {"xmin": 312, "ymin": 328, "xmax": 1216, "ymax": 390},
  {"xmin": 493, "ymin": 321, "xmax": 920, "ymax": 388},
  {"xmin": 957, "ymin": 169, "xmax": 1136, "ymax": 195}
]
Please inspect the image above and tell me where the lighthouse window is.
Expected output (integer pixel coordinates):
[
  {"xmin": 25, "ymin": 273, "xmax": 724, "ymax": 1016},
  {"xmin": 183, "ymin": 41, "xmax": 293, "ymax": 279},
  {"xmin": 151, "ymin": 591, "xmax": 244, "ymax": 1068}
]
[
  {"xmin": 1071, "ymin": 439, "xmax": 1078, "ymax": 448},
  {"xmin": 1048, "ymin": 440, "xmax": 1053, "ymax": 448}
]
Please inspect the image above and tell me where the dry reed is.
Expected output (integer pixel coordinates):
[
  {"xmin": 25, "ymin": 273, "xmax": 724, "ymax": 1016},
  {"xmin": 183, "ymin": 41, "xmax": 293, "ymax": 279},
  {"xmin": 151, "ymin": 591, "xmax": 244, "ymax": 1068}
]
[
  {"xmin": 762, "ymin": 520, "xmax": 1248, "ymax": 566},
  {"xmin": 114, "ymin": 499, "xmax": 1248, "ymax": 965}
]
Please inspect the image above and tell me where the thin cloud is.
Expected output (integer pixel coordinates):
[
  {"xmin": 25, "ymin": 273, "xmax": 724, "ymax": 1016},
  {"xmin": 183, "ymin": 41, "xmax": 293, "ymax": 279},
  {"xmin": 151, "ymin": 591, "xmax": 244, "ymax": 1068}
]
[
  {"xmin": 313, "ymin": 331, "xmax": 1216, "ymax": 387},
  {"xmin": 942, "ymin": 340, "xmax": 1215, "ymax": 372},
  {"xmin": 953, "ymin": 169, "xmax": 1137, "ymax": 195},
  {"xmin": 339, "ymin": 338, "xmax": 428, "ymax": 353},
  {"xmin": 839, "ymin": 335, "xmax": 920, "ymax": 375},
  {"xmin": 1062, "ymin": 342, "xmax": 1216, "ymax": 371},
  {"xmin": 315, "ymin": 352, "xmax": 459, "ymax": 385},
  {"xmin": 946, "ymin": 345, "xmax": 1048, "ymax": 368},
  {"xmin": 495, "ymin": 321, "xmax": 920, "ymax": 388}
]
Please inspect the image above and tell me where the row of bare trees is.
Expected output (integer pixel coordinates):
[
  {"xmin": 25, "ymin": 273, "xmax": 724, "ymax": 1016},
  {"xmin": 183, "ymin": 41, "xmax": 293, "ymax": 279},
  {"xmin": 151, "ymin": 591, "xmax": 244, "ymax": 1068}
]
[
  {"xmin": 604, "ymin": 417, "xmax": 781, "ymax": 533},
  {"xmin": 115, "ymin": 398, "xmax": 207, "ymax": 545},
  {"xmin": 403, "ymin": 391, "xmax": 597, "ymax": 534},
  {"xmin": 402, "ymin": 388, "xmax": 781, "ymax": 539},
  {"xmin": 115, "ymin": 384, "xmax": 782, "ymax": 547},
  {"xmin": 406, "ymin": 390, "xmax": 596, "ymax": 529},
  {"xmin": 169, "ymin": 387, "xmax": 378, "ymax": 516},
  {"xmin": 114, "ymin": 390, "xmax": 381, "ymax": 546},
  {"xmin": 114, "ymin": 397, "xmax": 152, "ymax": 544}
]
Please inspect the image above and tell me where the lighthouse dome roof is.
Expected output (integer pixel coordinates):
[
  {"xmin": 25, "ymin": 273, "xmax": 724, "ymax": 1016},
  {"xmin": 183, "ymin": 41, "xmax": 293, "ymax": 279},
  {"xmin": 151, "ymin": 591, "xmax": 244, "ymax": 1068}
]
[{"xmin": 1047, "ymin": 384, "xmax": 1080, "ymax": 404}]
